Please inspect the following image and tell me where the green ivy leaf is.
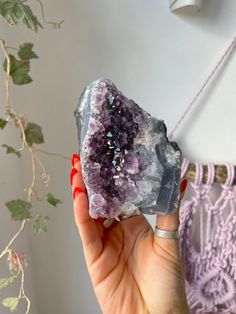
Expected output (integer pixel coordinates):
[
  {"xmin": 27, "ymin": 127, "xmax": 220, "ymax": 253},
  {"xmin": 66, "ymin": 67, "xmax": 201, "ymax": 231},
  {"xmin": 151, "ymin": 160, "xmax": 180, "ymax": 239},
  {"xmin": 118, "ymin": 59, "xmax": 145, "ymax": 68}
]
[
  {"xmin": 3, "ymin": 54, "xmax": 32, "ymax": 85},
  {"xmin": 2, "ymin": 297, "xmax": 19, "ymax": 312},
  {"xmin": 0, "ymin": 118, "xmax": 7, "ymax": 129},
  {"xmin": 18, "ymin": 42, "xmax": 38, "ymax": 60},
  {"xmin": 2, "ymin": 144, "xmax": 21, "ymax": 157},
  {"xmin": 47, "ymin": 193, "xmax": 62, "ymax": 207},
  {"xmin": 0, "ymin": 275, "xmax": 17, "ymax": 290},
  {"xmin": 5, "ymin": 199, "xmax": 31, "ymax": 221},
  {"xmin": 33, "ymin": 215, "xmax": 49, "ymax": 234},
  {"xmin": 0, "ymin": 0, "xmax": 43, "ymax": 32},
  {"xmin": 24, "ymin": 122, "xmax": 44, "ymax": 146}
]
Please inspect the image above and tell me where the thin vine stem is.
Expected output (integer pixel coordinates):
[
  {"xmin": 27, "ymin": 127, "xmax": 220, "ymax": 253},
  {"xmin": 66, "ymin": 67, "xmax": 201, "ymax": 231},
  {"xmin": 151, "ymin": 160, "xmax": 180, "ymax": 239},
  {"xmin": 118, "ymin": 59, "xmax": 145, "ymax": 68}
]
[
  {"xmin": 36, "ymin": 0, "xmax": 64, "ymax": 29},
  {"xmin": 0, "ymin": 39, "xmax": 11, "ymax": 111},
  {"xmin": 6, "ymin": 46, "xmax": 18, "ymax": 51},
  {"xmin": 14, "ymin": 251, "xmax": 30, "ymax": 313},
  {"xmin": 36, "ymin": 148, "xmax": 70, "ymax": 160},
  {"xmin": 0, "ymin": 221, "xmax": 26, "ymax": 260}
]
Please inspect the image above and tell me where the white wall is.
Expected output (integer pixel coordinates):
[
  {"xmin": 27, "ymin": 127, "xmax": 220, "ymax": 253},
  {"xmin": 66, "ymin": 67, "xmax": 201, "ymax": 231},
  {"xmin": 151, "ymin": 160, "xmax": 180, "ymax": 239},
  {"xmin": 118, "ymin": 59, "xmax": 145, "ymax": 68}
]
[{"xmin": 1, "ymin": 1, "xmax": 236, "ymax": 313}]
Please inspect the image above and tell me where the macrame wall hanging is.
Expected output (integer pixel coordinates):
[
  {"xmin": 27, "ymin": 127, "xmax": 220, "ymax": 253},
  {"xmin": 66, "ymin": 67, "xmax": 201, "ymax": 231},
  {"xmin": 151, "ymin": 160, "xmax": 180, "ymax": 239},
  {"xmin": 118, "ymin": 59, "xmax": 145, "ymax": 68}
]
[{"xmin": 168, "ymin": 36, "xmax": 236, "ymax": 313}]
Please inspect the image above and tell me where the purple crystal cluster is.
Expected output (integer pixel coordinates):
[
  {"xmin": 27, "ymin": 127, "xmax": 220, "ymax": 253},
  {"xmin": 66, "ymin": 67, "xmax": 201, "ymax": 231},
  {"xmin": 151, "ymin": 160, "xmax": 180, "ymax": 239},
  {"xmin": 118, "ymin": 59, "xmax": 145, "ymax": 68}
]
[{"xmin": 74, "ymin": 79, "xmax": 182, "ymax": 219}]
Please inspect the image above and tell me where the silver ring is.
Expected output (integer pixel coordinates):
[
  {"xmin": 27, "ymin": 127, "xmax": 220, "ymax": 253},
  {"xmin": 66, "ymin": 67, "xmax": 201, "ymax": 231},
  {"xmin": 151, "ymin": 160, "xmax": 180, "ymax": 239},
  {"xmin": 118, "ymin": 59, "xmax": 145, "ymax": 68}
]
[{"xmin": 154, "ymin": 226, "xmax": 179, "ymax": 240}]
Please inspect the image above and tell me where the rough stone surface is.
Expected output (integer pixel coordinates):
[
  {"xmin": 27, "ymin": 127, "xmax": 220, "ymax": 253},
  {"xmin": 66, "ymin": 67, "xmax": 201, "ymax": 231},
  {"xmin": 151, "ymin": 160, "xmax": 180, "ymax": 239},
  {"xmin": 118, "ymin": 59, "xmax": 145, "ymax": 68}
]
[{"xmin": 74, "ymin": 78, "xmax": 182, "ymax": 219}]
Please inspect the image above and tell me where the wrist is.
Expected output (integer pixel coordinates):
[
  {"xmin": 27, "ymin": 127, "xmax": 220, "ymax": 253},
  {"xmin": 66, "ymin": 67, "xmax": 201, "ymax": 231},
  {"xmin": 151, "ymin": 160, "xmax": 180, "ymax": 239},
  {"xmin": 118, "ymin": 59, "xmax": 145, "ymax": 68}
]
[
  {"xmin": 167, "ymin": 300, "xmax": 189, "ymax": 314},
  {"xmin": 150, "ymin": 298, "xmax": 189, "ymax": 314}
]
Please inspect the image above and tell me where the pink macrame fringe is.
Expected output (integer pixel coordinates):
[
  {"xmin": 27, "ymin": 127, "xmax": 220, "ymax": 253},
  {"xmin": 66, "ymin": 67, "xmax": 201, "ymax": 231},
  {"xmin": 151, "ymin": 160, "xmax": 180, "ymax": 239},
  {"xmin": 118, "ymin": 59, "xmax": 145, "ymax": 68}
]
[{"xmin": 179, "ymin": 158, "xmax": 236, "ymax": 313}]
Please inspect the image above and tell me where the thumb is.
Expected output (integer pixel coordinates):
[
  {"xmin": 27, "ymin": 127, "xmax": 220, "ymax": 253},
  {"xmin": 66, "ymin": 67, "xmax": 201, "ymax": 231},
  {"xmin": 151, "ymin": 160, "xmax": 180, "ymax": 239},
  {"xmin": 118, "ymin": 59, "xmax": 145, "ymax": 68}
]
[
  {"xmin": 155, "ymin": 179, "xmax": 188, "ymax": 232},
  {"xmin": 154, "ymin": 179, "xmax": 188, "ymax": 253}
]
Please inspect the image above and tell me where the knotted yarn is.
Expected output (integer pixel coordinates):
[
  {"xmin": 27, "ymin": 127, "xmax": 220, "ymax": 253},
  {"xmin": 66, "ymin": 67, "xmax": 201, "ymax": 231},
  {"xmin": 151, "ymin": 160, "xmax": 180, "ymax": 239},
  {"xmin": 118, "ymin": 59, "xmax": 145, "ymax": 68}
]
[{"xmin": 179, "ymin": 158, "xmax": 236, "ymax": 313}]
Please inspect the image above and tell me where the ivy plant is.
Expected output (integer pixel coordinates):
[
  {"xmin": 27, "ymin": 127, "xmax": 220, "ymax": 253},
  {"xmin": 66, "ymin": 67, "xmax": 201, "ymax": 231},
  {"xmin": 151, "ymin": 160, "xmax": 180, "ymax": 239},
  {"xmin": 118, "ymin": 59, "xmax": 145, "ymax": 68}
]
[{"xmin": 0, "ymin": 1, "xmax": 65, "ymax": 313}]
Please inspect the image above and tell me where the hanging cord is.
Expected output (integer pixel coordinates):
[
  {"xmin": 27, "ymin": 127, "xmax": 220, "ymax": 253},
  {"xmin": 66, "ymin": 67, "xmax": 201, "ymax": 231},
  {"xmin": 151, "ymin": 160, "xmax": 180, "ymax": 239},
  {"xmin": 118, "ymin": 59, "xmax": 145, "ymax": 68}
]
[
  {"xmin": 168, "ymin": 36, "xmax": 236, "ymax": 141},
  {"xmin": 169, "ymin": 0, "xmax": 179, "ymax": 9}
]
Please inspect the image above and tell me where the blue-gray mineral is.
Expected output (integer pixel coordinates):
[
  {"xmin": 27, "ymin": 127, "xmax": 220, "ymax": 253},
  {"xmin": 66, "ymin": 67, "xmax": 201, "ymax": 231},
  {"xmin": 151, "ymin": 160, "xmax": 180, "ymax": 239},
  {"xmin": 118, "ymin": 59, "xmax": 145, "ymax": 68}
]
[{"xmin": 74, "ymin": 78, "xmax": 182, "ymax": 219}]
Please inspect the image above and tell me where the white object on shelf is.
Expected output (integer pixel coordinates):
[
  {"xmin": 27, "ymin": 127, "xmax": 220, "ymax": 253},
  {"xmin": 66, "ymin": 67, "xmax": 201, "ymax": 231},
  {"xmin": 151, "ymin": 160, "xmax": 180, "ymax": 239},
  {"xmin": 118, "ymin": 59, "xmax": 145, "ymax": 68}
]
[{"xmin": 169, "ymin": 0, "xmax": 203, "ymax": 14}]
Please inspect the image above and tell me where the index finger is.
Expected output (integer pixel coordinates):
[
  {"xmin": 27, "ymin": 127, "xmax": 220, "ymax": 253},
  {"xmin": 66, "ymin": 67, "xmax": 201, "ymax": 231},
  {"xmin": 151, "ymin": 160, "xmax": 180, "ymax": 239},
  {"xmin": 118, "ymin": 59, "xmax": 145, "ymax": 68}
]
[{"xmin": 71, "ymin": 156, "xmax": 103, "ymax": 265}]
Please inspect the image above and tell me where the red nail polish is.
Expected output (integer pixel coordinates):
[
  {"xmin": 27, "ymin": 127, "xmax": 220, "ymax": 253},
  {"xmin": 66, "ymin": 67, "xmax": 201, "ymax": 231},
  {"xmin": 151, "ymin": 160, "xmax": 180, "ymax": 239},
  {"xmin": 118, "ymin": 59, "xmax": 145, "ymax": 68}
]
[
  {"xmin": 180, "ymin": 179, "xmax": 188, "ymax": 194},
  {"xmin": 71, "ymin": 154, "xmax": 80, "ymax": 167},
  {"xmin": 70, "ymin": 168, "xmax": 78, "ymax": 185},
  {"xmin": 73, "ymin": 186, "xmax": 86, "ymax": 199}
]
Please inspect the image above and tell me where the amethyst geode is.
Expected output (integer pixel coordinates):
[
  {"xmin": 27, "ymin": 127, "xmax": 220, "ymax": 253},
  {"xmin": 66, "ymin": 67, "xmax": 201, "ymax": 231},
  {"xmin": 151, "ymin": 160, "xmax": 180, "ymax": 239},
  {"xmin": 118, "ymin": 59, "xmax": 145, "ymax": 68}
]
[{"xmin": 74, "ymin": 79, "xmax": 182, "ymax": 219}]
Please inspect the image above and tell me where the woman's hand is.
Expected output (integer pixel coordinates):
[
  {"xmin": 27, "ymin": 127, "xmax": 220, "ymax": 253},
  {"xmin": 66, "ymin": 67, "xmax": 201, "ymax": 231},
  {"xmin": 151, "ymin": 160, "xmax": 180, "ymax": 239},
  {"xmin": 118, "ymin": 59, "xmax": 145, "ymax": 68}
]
[{"xmin": 70, "ymin": 154, "xmax": 189, "ymax": 314}]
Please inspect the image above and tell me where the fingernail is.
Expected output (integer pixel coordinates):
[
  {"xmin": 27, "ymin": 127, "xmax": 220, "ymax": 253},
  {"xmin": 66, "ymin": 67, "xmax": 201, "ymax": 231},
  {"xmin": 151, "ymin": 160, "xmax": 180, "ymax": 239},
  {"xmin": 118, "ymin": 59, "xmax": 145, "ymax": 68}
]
[
  {"xmin": 71, "ymin": 154, "xmax": 80, "ymax": 167},
  {"xmin": 73, "ymin": 186, "xmax": 86, "ymax": 200},
  {"xmin": 180, "ymin": 179, "xmax": 188, "ymax": 194},
  {"xmin": 70, "ymin": 168, "xmax": 78, "ymax": 185}
]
